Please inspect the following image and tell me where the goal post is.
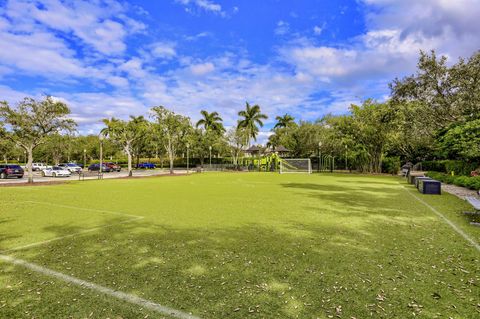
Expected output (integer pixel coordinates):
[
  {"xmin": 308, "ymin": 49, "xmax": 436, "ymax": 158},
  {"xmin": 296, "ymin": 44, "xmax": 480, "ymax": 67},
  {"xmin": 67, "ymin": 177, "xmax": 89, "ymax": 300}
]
[{"xmin": 279, "ymin": 158, "xmax": 312, "ymax": 174}]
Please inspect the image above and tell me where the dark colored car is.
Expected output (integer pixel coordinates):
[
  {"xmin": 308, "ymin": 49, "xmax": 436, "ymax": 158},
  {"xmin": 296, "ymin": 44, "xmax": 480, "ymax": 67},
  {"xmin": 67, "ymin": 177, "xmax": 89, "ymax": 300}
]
[
  {"xmin": 137, "ymin": 162, "xmax": 156, "ymax": 169},
  {"xmin": 105, "ymin": 162, "xmax": 121, "ymax": 172},
  {"xmin": 0, "ymin": 164, "xmax": 24, "ymax": 179},
  {"xmin": 87, "ymin": 163, "xmax": 113, "ymax": 172}
]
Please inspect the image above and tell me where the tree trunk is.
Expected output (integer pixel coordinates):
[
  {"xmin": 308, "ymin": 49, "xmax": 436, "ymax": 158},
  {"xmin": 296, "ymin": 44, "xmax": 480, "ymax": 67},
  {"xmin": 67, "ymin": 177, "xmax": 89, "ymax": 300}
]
[
  {"xmin": 127, "ymin": 151, "xmax": 132, "ymax": 176},
  {"xmin": 167, "ymin": 137, "xmax": 174, "ymax": 174},
  {"xmin": 169, "ymin": 152, "xmax": 174, "ymax": 174},
  {"xmin": 125, "ymin": 143, "xmax": 133, "ymax": 177},
  {"xmin": 26, "ymin": 146, "xmax": 34, "ymax": 184}
]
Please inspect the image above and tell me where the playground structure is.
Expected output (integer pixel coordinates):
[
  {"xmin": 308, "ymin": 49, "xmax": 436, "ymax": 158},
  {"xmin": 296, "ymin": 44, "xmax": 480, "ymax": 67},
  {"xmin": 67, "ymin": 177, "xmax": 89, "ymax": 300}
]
[{"xmin": 237, "ymin": 152, "xmax": 282, "ymax": 172}]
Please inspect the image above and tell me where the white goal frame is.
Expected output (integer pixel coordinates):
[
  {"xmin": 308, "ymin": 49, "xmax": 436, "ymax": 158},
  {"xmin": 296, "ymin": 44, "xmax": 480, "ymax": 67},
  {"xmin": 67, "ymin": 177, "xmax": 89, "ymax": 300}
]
[{"xmin": 279, "ymin": 158, "xmax": 312, "ymax": 174}]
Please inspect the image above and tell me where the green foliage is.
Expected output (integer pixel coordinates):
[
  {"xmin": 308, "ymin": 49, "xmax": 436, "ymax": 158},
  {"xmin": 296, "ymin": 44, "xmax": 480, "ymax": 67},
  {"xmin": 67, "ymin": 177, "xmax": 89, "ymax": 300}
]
[
  {"xmin": 389, "ymin": 51, "xmax": 480, "ymax": 163},
  {"xmin": 391, "ymin": 50, "xmax": 480, "ymax": 129},
  {"xmin": 102, "ymin": 116, "xmax": 148, "ymax": 175},
  {"xmin": 273, "ymin": 114, "xmax": 296, "ymax": 129},
  {"xmin": 332, "ymin": 100, "xmax": 398, "ymax": 173},
  {"xmin": 426, "ymin": 171, "xmax": 480, "ymax": 190},
  {"xmin": 151, "ymin": 106, "xmax": 192, "ymax": 173},
  {"xmin": 0, "ymin": 96, "xmax": 75, "ymax": 182},
  {"xmin": 438, "ymin": 119, "xmax": 480, "ymax": 160},
  {"xmin": 381, "ymin": 156, "xmax": 401, "ymax": 175},
  {"xmin": 196, "ymin": 110, "xmax": 225, "ymax": 133},
  {"xmin": 422, "ymin": 160, "xmax": 478, "ymax": 176}
]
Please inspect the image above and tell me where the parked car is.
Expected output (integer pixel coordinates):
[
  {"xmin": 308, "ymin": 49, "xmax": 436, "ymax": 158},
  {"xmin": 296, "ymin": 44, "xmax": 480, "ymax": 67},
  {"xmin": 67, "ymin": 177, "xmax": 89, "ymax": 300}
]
[
  {"xmin": 41, "ymin": 166, "xmax": 71, "ymax": 177},
  {"xmin": 137, "ymin": 162, "xmax": 156, "ymax": 169},
  {"xmin": 88, "ymin": 163, "xmax": 113, "ymax": 172},
  {"xmin": 32, "ymin": 163, "xmax": 47, "ymax": 171},
  {"xmin": 59, "ymin": 163, "xmax": 82, "ymax": 173},
  {"xmin": 0, "ymin": 164, "xmax": 24, "ymax": 179},
  {"xmin": 105, "ymin": 162, "xmax": 121, "ymax": 172}
]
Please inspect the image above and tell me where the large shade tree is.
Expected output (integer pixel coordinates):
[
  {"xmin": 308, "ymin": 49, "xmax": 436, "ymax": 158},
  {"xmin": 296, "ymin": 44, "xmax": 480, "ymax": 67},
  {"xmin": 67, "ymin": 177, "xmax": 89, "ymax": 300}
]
[
  {"xmin": 390, "ymin": 50, "xmax": 480, "ymax": 130},
  {"xmin": 102, "ymin": 116, "xmax": 147, "ymax": 176},
  {"xmin": 333, "ymin": 100, "xmax": 398, "ymax": 173},
  {"xmin": 151, "ymin": 106, "xmax": 191, "ymax": 174},
  {"xmin": 237, "ymin": 102, "xmax": 268, "ymax": 147},
  {"xmin": 0, "ymin": 97, "xmax": 75, "ymax": 183},
  {"xmin": 226, "ymin": 127, "xmax": 247, "ymax": 168}
]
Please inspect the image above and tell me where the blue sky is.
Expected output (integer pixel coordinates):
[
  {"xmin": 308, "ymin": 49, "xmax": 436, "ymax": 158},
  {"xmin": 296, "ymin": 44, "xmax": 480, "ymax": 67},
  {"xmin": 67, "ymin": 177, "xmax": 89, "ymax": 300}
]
[{"xmin": 0, "ymin": 0, "xmax": 479, "ymax": 140}]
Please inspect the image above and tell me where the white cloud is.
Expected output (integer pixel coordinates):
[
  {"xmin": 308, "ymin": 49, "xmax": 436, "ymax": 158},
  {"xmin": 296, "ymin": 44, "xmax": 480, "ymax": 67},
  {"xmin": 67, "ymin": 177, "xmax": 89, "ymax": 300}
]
[
  {"xmin": 3, "ymin": 0, "xmax": 144, "ymax": 55},
  {"xmin": 0, "ymin": 30, "xmax": 87, "ymax": 77},
  {"xmin": 118, "ymin": 58, "xmax": 148, "ymax": 78},
  {"xmin": 190, "ymin": 62, "xmax": 215, "ymax": 75},
  {"xmin": 362, "ymin": 0, "xmax": 480, "ymax": 58},
  {"xmin": 151, "ymin": 42, "xmax": 177, "ymax": 59},
  {"xmin": 313, "ymin": 26, "xmax": 322, "ymax": 35},
  {"xmin": 281, "ymin": 0, "xmax": 480, "ymax": 90},
  {"xmin": 275, "ymin": 20, "xmax": 290, "ymax": 35},
  {"xmin": 175, "ymin": 0, "xmax": 225, "ymax": 16},
  {"xmin": 313, "ymin": 25, "xmax": 324, "ymax": 35}
]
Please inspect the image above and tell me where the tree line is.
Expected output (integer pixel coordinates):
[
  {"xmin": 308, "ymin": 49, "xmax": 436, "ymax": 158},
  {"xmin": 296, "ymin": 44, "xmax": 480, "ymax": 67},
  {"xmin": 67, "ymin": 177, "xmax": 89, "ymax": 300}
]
[{"xmin": 1, "ymin": 50, "xmax": 479, "ymax": 182}]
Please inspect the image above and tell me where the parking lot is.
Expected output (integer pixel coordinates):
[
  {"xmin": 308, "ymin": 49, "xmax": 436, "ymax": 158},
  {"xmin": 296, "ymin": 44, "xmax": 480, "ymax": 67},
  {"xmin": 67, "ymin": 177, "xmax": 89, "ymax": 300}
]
[{"xmin": 0, "ymin": 168, "xmax": 187, "ymax": 185}]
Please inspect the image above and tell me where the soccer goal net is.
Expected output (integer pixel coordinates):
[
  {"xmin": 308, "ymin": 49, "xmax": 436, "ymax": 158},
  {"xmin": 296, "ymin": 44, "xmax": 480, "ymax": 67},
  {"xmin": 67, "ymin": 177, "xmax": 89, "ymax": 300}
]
[{"xmin": 279, "ymin": 158, "xmax": 312, "ymax": 174}]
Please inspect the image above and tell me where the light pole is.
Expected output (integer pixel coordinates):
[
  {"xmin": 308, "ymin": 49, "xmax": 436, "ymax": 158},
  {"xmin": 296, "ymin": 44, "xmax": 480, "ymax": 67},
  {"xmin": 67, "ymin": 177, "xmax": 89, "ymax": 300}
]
[
  {"xmin": 98, "ymin": 134, "xmax": 104, "ymax": 174},
  {"xmin": 209, "ymin": 145, "xmax": 212, "ymax": 168},
  {"xmin": 345, "ymin": 145, "xmax": 348, "ymax": 172},
  {"xmin": 186, "ymin": 143, "xmax": 190, "ymax": 173},
  {"xmin": 318, "ymin": 142, "xmax": 322, "ymax": 172},
  {"xmin": 83, "ymin": 149, "xmax": 86, "ymax": 170}
]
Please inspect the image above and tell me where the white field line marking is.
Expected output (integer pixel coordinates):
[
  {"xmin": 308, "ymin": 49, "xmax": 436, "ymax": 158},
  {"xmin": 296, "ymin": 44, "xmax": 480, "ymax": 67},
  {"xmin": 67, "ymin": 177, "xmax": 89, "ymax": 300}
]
[
  {"xmin": 403, "ymin": 187, "xmax": 480, "ymax": 252},
  {"xmin": 2, "ymin": 201, "xmax": 144, "ymax": 253},
  {"xmin": 0, "ymin": 254, "xmax": 200, "ymax": 319},
  {"xmin": 2, "ymin": 217, "xmax": 143, "ymax": 253}
]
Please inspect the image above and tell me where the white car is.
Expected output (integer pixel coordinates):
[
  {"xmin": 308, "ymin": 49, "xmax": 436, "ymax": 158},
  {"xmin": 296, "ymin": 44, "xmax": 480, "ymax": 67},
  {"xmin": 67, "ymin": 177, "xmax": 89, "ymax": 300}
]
[
  {"xmin": 32, "ymin": 163, "xmax": 47, "ymax": 171},
  {"xmin": 59, "ymin": 163, "xmax": 82, "ymax": 173},
  {"xmin": 41, "ymin": 166, "xmax": 72, "ymax": 177}
]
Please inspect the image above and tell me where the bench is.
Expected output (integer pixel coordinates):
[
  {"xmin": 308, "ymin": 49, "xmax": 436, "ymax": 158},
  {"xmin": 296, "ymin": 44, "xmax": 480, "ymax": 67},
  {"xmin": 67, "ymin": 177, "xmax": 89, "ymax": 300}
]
[
  {"xmin": 464, "ymin": 196, "xmax": 480, "ymax": 226},
  {"xmin": 78, "ymin": 171, "xmax": 104, "ymax": 181}
]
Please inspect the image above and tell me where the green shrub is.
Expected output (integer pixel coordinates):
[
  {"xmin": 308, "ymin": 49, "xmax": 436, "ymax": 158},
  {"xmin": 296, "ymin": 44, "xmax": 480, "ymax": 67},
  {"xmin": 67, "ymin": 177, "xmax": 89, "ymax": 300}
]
[
  {"xmin": 422, "ymin": 160, "xmax": 478, "ymax": 176},
  {"xmin": 426, "ymin": 172, "xmax": 480, "ymax": 190},
  {"xmin": 422, "ymin": 160, "xmax": 447, "ymax": 173},
  {"xmin": 382, "ymin": 156, "xmax": 401, "ymax": 175}
]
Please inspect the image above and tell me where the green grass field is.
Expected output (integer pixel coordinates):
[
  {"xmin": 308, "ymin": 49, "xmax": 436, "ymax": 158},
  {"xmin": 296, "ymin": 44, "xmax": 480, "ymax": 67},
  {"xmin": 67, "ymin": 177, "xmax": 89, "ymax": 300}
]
[{"xmin": 0, "ymin": 173, "xmax": 479, "ymax": 318}]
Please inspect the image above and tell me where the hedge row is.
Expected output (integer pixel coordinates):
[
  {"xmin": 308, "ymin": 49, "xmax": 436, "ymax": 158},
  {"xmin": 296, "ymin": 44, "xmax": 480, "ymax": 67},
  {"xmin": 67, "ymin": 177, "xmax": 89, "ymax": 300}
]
[
  {"xmin": 426, "ymin": 171, "xmax": 480, "ymax": 190},
  {"xmin": 422, "ymin": 160, "xmax": 479, "ymax": 176}
]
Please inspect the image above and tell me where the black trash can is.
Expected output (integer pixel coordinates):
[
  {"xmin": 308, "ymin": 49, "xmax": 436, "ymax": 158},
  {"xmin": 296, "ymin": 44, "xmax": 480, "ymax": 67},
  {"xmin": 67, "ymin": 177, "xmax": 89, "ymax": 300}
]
[
  {"xmin": 414, "ymin": 176, "xmax": 432, "ymax": 188},
  {"xmin": 418, "ymin": 179, "xmax": 441, "ymax": 195}
]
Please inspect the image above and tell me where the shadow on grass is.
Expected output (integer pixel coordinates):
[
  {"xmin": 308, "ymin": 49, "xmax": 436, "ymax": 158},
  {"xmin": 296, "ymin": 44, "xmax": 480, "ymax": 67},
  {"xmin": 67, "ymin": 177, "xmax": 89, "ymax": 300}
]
[
  {"xmin": 280, "ymin": 182, "xmax": 409, "ymax": 215},
  {"xmin": 4, "ymin": 212, "xmax": 479, "ymax": 319}
]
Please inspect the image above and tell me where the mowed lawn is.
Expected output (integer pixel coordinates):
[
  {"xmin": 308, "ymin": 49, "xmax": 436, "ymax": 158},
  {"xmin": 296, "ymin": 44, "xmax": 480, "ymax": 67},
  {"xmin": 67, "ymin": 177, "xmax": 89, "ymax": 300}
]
[{"xmin": 0, "ymin": 173, "xmax": 479, "ymax": 318}]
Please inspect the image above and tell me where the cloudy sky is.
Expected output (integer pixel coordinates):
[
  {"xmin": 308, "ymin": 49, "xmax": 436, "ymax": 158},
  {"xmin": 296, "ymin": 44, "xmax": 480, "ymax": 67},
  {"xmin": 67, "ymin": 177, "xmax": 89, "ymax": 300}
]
[{"xmin": 0, "ymin": 0, "xmax": 479, "ymax": 139}]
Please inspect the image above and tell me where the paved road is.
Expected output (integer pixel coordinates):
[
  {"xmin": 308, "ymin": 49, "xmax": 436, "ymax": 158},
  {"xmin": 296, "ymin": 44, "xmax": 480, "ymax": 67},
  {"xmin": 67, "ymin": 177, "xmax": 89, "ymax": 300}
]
[{"xmin": 0, "ymin": 169, "xmax": 189, "ymax": 185}]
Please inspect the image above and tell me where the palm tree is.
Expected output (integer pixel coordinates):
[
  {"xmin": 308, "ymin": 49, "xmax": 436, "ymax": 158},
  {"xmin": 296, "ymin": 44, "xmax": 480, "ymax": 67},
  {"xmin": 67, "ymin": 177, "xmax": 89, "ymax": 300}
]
[
  {"xmin": 274, "ymin": 114, "xmax": 295, "ymax": 129},
  {"xmin": 237, "ymin": 102, "xmax": 268, "ymax": 147},
  {"xmin": 196, "ymin": 110, "xmax": 225, "ymax": 134}
]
